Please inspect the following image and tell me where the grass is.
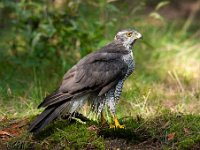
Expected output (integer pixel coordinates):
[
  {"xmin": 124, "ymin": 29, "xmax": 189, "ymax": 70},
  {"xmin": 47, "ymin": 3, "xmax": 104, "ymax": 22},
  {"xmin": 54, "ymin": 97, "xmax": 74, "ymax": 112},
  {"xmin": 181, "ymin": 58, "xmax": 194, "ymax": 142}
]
[
  {"xmin": 0, "ymin": 3, "xmax": 200, "ymax": 149},
  {"xmin": 2, "ymin": 112, "xmax": 199, "ymax": 149}
]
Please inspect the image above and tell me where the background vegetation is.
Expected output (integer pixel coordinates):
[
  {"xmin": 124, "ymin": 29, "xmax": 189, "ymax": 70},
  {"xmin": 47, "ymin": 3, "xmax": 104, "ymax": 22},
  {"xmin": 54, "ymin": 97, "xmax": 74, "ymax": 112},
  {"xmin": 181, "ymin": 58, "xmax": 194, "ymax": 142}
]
[{"xmin": 0, "ymin": 0, "xmax": 200, "ymax": 149}]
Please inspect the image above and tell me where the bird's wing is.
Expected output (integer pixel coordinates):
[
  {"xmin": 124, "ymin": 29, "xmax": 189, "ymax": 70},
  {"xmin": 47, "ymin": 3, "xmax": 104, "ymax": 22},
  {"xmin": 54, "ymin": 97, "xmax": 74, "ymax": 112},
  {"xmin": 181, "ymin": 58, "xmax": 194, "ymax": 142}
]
[{"xmin": 39, "ymin": 52, "xmax": 128, "ymax": 108}]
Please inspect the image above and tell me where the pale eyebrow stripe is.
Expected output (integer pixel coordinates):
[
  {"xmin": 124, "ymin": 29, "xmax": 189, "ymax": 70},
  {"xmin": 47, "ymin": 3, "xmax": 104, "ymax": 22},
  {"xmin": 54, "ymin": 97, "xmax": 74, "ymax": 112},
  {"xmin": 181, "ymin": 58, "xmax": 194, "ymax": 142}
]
[{"xmin": 118, "ymin": 31, "xmax": 127, "ymax": 35}]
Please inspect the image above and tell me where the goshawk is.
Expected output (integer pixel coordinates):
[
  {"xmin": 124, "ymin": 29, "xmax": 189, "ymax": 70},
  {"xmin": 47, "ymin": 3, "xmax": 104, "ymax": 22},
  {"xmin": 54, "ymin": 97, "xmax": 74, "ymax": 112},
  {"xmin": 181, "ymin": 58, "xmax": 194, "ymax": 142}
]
[{"xmin": 29, "ymin": 29, "xmax": 142, "ymax": 133}]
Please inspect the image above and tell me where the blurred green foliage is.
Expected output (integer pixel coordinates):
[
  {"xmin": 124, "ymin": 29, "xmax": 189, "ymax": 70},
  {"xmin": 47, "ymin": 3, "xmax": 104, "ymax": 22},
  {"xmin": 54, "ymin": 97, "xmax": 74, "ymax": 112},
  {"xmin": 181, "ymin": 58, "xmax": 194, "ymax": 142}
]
[
  {"xmin": 0, "ymin": 0, "xmax": 149, "ymax": 103},
  {"xmin": 0, "ymin": 0, "xmax": 122, "ymax": 69},
  {"xmin": 1, "ymin": 0, "xmax": 199, "ymax": 109},
  {"xmin": 0, "ymin": 0, "xmax": 124, "ymax": 104}
]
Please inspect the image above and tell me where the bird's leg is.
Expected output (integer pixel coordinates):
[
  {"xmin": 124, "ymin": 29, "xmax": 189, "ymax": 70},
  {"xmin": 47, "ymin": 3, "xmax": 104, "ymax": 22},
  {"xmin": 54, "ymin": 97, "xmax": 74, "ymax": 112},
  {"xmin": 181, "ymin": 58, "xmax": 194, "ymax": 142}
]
[
  {"xmin": 100, "ymin": 111, "xmax": 107, "ymax": 125},
  {"xmin": 108, "ymin": 100, "xmax": 125, "ymax": 128},
  {"xmin": 97, "ymin": 99, "xmax": 107, "ymax": 126},
  {"xmin": 106, "ymin": 89, "xmax": 124, "ymax": 128}
]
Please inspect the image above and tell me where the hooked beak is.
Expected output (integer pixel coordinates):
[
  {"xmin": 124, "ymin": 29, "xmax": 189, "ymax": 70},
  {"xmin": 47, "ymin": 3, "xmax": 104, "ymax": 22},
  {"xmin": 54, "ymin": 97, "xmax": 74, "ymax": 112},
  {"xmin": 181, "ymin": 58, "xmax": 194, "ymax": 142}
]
[
  {"xmin": 130, "ymin": 32, "xmax": 142, "ymax": 46},
  {"xmin": 135, "ymin": 32, "xmax": 143, "ymax": 39}
]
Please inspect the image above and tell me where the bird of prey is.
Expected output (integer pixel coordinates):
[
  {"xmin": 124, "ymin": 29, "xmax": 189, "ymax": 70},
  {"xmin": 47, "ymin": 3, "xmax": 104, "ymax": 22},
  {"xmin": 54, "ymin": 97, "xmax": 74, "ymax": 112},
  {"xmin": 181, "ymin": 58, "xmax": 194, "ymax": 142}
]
[{"xmin": 29, "ymin": 29, "xmax": 142, "ymax": 133}]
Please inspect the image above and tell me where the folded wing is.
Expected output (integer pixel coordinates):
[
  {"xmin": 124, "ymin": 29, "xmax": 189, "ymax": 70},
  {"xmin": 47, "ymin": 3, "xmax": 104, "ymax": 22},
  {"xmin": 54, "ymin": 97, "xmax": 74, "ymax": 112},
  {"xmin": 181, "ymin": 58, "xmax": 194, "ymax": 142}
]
[{"xmin": 39, "ymin": 52, "xmax": 128, "ymax": 108}]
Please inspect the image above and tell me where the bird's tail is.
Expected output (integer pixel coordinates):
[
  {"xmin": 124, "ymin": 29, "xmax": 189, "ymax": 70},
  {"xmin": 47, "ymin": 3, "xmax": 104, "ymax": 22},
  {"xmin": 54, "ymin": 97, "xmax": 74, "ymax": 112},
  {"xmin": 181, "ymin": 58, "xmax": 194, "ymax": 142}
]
[
  {"xmin": 29, "ymin": 93, "xmax": 88, "ymax": 133},
  {"xmin": 29, "ymin": 102, "xmax": 68, "ymax": 133}
]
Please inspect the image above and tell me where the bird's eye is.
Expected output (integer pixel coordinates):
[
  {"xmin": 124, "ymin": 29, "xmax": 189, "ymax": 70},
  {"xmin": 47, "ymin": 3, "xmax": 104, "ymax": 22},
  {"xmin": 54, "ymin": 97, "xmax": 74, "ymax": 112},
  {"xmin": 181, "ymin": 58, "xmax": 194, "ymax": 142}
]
[{"xmin": 126, "ymin": 32, "xmax": 132, "ymax": 37}]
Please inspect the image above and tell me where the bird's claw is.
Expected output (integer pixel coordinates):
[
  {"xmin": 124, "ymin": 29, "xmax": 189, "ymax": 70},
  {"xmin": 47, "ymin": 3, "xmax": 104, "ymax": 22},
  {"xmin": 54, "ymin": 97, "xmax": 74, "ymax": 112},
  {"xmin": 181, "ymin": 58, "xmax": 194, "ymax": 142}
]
[
  {"xmin": 110, "ymin": 115, "xmax": 125, "ymax": 129},
  {"xmin": 109, "ymin": 124, "xmax": 125, "ymax": 129}
]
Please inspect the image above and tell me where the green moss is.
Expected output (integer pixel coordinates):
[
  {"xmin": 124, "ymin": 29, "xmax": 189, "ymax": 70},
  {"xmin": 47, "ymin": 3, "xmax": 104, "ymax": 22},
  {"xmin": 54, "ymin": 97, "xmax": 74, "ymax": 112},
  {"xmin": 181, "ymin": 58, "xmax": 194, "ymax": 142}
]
[
  {"xmin": 178, "ymin": 138, "xmax": 195, "ymax": 149},
  {"xmin": 7, "ymin": 119, "xmax": 104, "ymax": 150},
  {"xmin": 143, "ymin": 113, "xmax": 200, "ymax": 149},
  {"xmin": 4, "ymin": 113, "xmax": 200, "ymax": 149},
  {"xmin": 51, "ymin": 123, "xmax": 104, "ymax": 149}
]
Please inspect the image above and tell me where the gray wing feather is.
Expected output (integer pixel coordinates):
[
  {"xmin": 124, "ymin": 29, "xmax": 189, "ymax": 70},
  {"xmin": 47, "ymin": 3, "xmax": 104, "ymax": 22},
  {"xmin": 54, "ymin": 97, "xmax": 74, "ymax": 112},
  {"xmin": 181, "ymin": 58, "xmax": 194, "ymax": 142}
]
[{"xmin": 59, "ymin": 55, "xmax": 127, "ymax": 94}]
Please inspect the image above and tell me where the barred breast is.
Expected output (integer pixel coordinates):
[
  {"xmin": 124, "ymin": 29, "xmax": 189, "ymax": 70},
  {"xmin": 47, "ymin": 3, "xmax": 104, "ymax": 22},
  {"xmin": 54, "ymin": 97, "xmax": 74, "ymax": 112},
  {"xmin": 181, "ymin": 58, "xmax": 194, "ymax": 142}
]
[
  {"xmin": 114, "ymin": 51, "xmax": 135, "ymax": 101},
  {"xmin": 122, "ymin": 51, "xmax": 135, "ymax": 78}
]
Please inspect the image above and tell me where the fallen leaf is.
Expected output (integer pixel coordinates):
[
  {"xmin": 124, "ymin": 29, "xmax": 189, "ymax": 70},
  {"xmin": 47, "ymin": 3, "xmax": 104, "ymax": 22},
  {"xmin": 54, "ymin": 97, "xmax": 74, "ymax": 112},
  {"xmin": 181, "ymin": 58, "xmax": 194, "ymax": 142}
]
[
  {"xmin": 184, "ymin": 128, "xmax": 190, "ymax": 134},
  {"xmin": 167, "ymin": 132, "xmax": 175, "ymax": 141},
  {"xmin": 87, "ymin": 125, "xmax": 99, "ymax": 132},
  {"xmin": 0, "ymin": 130, "xmax": 13, "ymax": 137},
  {"xmin": 11, "ymin": 119, "xmax": 27, "ymax": 129}
]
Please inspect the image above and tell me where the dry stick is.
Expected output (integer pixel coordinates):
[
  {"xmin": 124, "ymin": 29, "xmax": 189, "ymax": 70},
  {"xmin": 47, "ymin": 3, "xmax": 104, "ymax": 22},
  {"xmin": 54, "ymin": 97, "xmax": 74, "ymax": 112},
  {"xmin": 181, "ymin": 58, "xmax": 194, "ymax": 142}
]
[
  {"xmin": 168, "ymin": 70, "xmax": 184, "ymax": 93},
  {"xmin": 142, "ymin": 90, "xmax": 151, "ymax": 111},
  {"xmin": 172, "ymin": 70, "xmax": 185, "ymax": 93}
]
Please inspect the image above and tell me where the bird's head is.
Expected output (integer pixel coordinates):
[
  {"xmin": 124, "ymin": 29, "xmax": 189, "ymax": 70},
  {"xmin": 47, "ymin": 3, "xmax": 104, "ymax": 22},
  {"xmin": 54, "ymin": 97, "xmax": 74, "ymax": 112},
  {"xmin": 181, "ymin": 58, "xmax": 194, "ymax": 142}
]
[{"xmin": 114, "ymin": 29, "xmax": 142, "ymax": 48}]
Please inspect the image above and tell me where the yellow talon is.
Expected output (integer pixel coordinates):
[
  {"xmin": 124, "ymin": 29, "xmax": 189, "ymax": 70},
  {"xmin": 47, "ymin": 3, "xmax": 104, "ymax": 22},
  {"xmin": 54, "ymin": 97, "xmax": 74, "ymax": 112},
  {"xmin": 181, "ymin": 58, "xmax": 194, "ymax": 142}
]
[
  {"xmin": 110, "ymin": 115, "xmax": 125, "ymax": 129},
  {"xmin": 109, "ymin": 124, "xmax": 115, "ymax": 128}
]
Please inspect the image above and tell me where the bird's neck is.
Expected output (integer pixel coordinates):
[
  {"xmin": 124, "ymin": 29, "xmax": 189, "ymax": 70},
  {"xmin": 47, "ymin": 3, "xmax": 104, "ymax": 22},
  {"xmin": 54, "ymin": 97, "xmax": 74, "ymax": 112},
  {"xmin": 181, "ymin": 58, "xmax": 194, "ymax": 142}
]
[
  {"xmin": 123, "ymin": 43, "xmax": 133, "ymax": 54},
  {"xmin": 120, "ymin": 40, "xmax": 133, "ymax": 52},
  {"xmin": 121, "ymin": 41, "xmax": 134, "ymax": 59},
  {"xmin": 115, "ymin": 39, "xmax": 134, "ymax": 51}
]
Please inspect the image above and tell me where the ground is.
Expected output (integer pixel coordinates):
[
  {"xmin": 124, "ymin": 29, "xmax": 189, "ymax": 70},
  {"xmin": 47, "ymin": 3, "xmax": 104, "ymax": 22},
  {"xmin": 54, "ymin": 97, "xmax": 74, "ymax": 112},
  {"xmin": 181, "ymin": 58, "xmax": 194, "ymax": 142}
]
[{"xmin": 0, "ymin": 111, "xmax": 200, "ymax": 149}]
